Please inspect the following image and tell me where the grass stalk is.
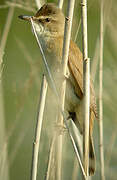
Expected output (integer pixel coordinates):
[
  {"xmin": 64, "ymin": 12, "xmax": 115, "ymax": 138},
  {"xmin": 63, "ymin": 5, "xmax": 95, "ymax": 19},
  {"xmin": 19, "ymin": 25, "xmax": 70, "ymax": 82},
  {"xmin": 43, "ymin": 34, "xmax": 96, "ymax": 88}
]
[
  {"xmin": 70, "ymin": 121, "xmax": 82, "ymax": 180},
  {"xmin": 67, "ymin": 121, "xmax": 86, "ymax": 179},
  {"xmin": 91, "ymin": 36, "xmax": 100, "ymax": 80},
  {"xmin": 74, "ymin": 18, "xmax": 81, "ymax": 42},
  {"xmin": 46, "ymin": 136, "xmax": 56, "ymax": 180},
  {"xmin": 67, "ymin": 119, "xmax": 86, "ymax": 179},
  {"xmin": 81, "ymin": 0, "xmax": 90, "ymax": 177},
  {"xmin": 35, "ymin": 0, "xmax": 42, "ymax": 9},
  {"xmin": 30, "ymin": 75, "xmax": 48, "ymax": 180},
  {"xmin": 98, "ymin": 0, "xmax": 105, "ymax": 179},
  {"xmin": 91, "ymin": 0, "xmax": 113, "ymax": 80},
  {"xmin": 30, "ymin": 19, "xmax": 59, "ymax": 99},
  {"xmin": 0, "ymin": 6, "xmax": 14, "ymax": 61},
  {"xmin": 56, "ymin": 0, "xmax": 76, "ymax": 179},
  {"xmin": 58, "ymin": 0, "xmax": 64, "ymax": 9}
]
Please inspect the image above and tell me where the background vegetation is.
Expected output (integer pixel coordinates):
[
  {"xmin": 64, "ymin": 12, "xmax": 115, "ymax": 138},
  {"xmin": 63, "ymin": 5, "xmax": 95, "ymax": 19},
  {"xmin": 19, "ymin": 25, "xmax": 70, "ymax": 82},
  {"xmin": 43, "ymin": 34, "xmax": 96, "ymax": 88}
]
[{"xmin": 0, "ymin": 0, "xmax": 117, "ymax": 179}]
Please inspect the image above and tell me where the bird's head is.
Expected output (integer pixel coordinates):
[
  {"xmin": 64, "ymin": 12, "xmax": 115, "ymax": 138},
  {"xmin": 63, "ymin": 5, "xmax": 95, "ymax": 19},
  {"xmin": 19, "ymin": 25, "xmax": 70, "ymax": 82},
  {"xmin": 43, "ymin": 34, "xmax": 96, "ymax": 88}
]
[{"xmin": 19, "ymin": 3, "xmax": 65, "ymax": 38}]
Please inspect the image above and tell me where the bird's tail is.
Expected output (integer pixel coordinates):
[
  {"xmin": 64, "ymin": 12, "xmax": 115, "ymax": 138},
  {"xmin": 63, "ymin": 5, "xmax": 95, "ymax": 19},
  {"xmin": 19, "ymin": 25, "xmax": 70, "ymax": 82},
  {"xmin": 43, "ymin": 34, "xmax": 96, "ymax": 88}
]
[{"xmin": 89, "ymin": 129, "xmax": 96, "ymax": 176}]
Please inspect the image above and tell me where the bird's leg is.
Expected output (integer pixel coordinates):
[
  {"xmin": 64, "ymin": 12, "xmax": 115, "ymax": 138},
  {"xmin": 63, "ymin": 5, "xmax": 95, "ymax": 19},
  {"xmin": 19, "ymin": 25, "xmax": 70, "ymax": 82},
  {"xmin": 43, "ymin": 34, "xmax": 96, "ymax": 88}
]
[{"xmin": 54, "ymin": 122, "xmax": 67, "ymax": 135}]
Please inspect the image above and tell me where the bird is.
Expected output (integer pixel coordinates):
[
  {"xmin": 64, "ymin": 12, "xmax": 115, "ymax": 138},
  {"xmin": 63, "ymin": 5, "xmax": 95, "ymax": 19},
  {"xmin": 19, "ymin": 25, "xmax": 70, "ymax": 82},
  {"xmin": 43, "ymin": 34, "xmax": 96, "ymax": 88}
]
[{"xmin": 18, "ymin": 3, "xmax": 97, "ymax": 175}]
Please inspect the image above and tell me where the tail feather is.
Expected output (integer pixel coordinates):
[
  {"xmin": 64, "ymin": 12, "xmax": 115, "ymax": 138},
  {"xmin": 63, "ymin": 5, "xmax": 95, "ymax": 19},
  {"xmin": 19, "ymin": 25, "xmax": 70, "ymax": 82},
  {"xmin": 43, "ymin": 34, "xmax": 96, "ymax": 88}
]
[{"xmin": 89, "ymin": 134, "xmax": 96, "ymax": 176}]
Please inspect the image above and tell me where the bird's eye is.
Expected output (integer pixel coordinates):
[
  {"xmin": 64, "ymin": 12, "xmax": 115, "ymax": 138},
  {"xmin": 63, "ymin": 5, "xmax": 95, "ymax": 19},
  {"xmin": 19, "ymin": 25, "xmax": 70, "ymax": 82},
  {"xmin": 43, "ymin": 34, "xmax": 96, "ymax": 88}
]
[{"xmin": 45, "ymin": 18, "xmax": 50, "ymax": 22}]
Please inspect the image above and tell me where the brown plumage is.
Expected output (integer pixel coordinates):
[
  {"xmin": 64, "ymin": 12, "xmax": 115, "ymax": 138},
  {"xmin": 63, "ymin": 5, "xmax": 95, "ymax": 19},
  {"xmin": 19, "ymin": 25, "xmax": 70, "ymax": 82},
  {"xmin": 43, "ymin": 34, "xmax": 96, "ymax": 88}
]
[
  {"xmin": 41, "ymin": 34, "xmax": 97, "ymax": 175},
  {"xmin": 47, "ymin": 37, "xmax": 97, "ymax": 175},
  {"xmin": 19, "ymin": 3, "xmax": 97, "ymax": 176}
]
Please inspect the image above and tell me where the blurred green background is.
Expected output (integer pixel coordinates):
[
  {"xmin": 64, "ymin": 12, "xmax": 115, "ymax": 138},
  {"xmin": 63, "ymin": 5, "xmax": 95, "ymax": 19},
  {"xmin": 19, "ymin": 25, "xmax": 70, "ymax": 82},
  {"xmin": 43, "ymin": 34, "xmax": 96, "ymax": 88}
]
[{"xmin": 0, "ymin": 0, "xmax": 117, "ymax": 180}]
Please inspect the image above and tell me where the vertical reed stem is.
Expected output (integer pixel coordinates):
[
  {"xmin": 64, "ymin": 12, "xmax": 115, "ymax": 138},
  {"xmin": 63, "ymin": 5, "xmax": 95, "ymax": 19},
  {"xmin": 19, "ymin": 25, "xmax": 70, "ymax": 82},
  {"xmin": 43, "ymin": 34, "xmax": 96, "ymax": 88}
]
[
  {"xmin": 30, "ymin": 75, "xmax": 48, "ymax": 180},
  {"xmin": 35, "ymin": 0, "xmax": 42, "ymax": 9},
  {"xmin": 81, "ymin": 0, "xmax": 90, "ymax": 177},
  {"xmin": 56, "ymin": 0, "xmax": 75, "ymax": 179},
  {"xmin": 99, "ymin": 0, "xmax": 105, "ymax": 179},
  {"xmin": 58, "ymin": 0, "xmax": 64, "ymax": 9}
]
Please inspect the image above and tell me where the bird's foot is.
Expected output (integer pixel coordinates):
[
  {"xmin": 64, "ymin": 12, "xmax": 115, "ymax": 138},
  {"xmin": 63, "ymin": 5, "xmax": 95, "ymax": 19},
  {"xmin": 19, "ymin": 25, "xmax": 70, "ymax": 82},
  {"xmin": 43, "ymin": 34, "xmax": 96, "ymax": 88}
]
[{"xmin": 54, "ymin": 123, "xmax": 67, "ymax": 135}]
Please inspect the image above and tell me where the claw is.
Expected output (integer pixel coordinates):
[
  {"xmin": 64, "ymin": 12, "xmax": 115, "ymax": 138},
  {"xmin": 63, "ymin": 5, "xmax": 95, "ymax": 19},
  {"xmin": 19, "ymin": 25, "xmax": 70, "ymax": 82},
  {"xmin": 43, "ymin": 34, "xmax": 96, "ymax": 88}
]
[{"xmin": 54, "ymin": 123, "xmax": 67, "ymax": 135}]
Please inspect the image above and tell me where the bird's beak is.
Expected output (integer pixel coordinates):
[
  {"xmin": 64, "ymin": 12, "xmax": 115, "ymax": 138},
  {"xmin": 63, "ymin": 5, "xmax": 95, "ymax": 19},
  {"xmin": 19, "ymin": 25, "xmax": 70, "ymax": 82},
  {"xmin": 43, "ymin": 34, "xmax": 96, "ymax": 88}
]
[{"xmin": 18, "ymin": 15, "xmax": 32, "ymax": 21}]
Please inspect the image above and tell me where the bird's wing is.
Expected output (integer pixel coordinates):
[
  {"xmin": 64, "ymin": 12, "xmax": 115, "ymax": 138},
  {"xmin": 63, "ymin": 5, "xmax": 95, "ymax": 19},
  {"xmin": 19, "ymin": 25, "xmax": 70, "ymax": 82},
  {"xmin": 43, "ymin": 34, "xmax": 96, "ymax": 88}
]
[
  {"xmin": 68, "ymin": 40, "xmax": 83, "ymax": 99},
  {"xmin": 68, "ymin": 40, "xmax": 98, "ymax": 118}
]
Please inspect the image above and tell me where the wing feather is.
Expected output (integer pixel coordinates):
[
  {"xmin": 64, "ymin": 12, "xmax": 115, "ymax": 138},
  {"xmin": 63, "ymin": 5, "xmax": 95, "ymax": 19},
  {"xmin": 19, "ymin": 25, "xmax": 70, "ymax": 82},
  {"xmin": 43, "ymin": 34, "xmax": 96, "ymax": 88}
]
[{"xmin": 68, "ymin": 40, "xmax": 98, "ymax": 117}]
